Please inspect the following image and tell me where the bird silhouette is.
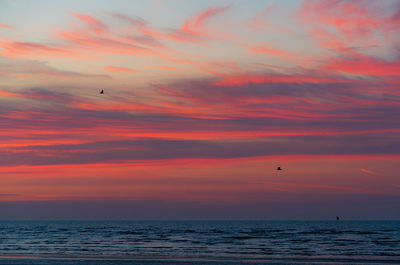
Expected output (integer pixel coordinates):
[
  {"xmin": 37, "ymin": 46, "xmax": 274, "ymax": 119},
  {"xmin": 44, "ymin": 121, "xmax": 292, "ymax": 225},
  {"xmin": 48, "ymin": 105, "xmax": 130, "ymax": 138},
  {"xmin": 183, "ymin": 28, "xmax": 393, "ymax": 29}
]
[
  {"xmin": 336, "ymin": 216, "xmax": 340, "ymax": 221},
  {"xmin": 277, "ymin": 166, "xmax": 282, "ymax": 171},
  {"xmin": 100, "ymin": 89, "xmax": 104, "ymax": 94}
]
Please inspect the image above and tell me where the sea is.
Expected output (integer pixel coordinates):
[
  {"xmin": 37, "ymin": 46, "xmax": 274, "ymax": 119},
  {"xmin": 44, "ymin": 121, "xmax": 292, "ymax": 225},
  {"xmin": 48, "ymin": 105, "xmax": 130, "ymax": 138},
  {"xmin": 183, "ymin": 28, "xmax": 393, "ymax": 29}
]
[{"xmin": 0, "ymin": 220, "xmax": 399, "ymax": 264}]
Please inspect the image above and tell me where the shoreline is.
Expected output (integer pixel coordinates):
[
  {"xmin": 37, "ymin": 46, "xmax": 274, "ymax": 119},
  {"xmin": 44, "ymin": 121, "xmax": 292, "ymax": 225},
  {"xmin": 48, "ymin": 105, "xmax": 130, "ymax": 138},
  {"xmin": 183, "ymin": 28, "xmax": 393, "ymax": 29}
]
[{"xmin": 2, "ymin": 255, "xmax": 400, "ymax": 265}]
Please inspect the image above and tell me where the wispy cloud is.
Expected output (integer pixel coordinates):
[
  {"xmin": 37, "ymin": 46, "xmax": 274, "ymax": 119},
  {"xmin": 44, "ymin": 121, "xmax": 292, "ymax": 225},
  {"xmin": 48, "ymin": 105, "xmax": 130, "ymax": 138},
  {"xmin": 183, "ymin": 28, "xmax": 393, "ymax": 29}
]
[
  {"xmin": 246, "ymin": 42, "xmax": 294, "ymax": 59},
  {"xmin": 180, "ymin": 5, "xmax": 231, "ymax": 37},
  {"xmin": 1, "ymin": 1, "xmax": 399, "ymax": 211},
  {"xmin": 321, "ymin": 53, "xmax": 400, "ymax": 77},
  {"xmin": 0, "ymin": 60, "xmax": 109, "ymax": 79},
  {"xmin": 0, "ymin": 40, "xmax": 75, "ymax": 57},
  {"xmin": 0, "ymin": 24, "xmax": 15, "ymax": 30},
  {"xmin": 297, "ymin": 0, "xmax": 400, "ymax": 52},
  {"xmin": 104, "ymin": 65, "xmax": 137, "ymax": 73},
  {"xmin": 360, "ymin": 168, "xmax": 375, "ymax": 174}
]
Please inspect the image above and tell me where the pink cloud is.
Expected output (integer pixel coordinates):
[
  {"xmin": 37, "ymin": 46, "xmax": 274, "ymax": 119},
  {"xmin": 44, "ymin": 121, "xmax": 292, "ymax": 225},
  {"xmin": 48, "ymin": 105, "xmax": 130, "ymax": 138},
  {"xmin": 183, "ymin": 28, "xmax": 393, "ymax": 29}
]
[
  {"xmin": 248, "ymin": 4, "xmax": 275, "ymax": 30},
  {"xmin": 247, "ymin": 42, "xmax": 294, "ymax": 59},
  {"xmin": 104, "ymin": 65, "xmax": 137, "ymax": 73},
  {"xmin": 0, "ymin": 60, "xmax": 109, "ymax": 79},
  {"xmin": 130, "ymin": 5, "xmax": 231, "ymax": 44},
  {"xmin": 297, "ymin": 0, "xmax": 400, "ymax": 53},
  {"xmin": 360, "ymin": 168, "xmax": 375, "ymax": 174},
  {"xmin": 299, "ymin": 0, "xmax": 382, "ymax": 40},
  {"xmin": 0, "ymin": 90, "xmax": 24, "ymax": 98},
  {"xmin": 0, "ymin": 24, "xmax": 15, "ymax": 30},
  {"xmin": 322, "ymin": 54, "xmax": 400, "ymax": 77},
  {"xmin": 58, "ymin": 29, "xmax": 153, "ymax": 56},
  {"xmin": 180, "ymin": 5, "xmax": 231, "ymax": 36},
  {"xmin": 0, "ymin": 40, "xmax": 74, "ymax": 57},
  {"xmin": 212, "ymin": 73, "xmax": 347, "ymax": 87},
  {"xmin": 111, "ymin": 6, "xmax": 230, "ymax": 46},
  {"xmin": 1, "ymin": 6, "xmax": 232, "ymax": 61},
  {"xmin": 155, "ymin": 65, "xmax": 182, "ymax": 72},
  {"xmin": 57, "ymin": 12, "xmax": 177, "ymax": 57},
  {"xmin": 69, "ymin": 12, "xmax": 107, "ymax": 35}
]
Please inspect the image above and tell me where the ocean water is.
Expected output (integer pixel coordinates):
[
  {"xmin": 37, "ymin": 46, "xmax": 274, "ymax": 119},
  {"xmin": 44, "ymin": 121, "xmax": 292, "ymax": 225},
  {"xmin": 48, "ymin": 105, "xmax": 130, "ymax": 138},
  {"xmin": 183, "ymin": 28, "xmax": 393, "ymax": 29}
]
[{"xmin": 0, "ymin": 221, "xmax": 399, "ymax": 264}]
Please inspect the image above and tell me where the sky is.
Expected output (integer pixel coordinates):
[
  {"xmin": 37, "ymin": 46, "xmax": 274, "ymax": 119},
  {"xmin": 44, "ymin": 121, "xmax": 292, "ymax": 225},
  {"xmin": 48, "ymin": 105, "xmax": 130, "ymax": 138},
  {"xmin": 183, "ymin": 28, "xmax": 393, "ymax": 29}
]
[{"xmin": 0, "ymin": 0, "xmax": 399, "ymax": 220}]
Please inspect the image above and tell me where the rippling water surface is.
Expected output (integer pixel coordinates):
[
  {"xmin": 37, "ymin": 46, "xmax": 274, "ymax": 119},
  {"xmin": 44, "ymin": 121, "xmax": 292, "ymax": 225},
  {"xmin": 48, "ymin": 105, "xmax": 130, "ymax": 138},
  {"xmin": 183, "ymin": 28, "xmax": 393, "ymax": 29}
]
[{"xmin": 0, "ymin": 221, "xmax": 399, "ymax": 260}]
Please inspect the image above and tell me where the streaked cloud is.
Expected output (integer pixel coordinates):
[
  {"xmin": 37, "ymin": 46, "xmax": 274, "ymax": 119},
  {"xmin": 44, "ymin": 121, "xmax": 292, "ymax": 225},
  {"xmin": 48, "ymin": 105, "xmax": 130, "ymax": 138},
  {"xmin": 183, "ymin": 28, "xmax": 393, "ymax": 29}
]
[
  {"xmin": 104, "ymin": 65, "xmax": 137, "ymax": 73},
  {"xmin": 0, "ymin": 60, "xmax": 109, "ymax": 79},
  {"xmin": 0, "ymin": 40, "xmax": 74, "ymax": 58},
  {"xmin": 360, "ymin": 168, "xmax": 375, "ymax": 174},
  {"xmin": 0, "ymin": 24, "xmax": 15, "ymax": 30},
  {"xmin": 0, "ymin": 0, "xmax": 399, "ymax": 218}
]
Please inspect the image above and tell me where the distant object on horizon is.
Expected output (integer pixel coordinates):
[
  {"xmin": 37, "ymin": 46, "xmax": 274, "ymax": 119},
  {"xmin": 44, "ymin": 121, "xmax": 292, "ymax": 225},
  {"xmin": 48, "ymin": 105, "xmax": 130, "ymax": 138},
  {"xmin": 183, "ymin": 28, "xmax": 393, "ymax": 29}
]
[
  {"xmin": 100, "ymin": 89, "xmax": 104, "ymax": 94},
  {"xmin": 277, "ymin": 166, "xmax": 282, "ymax": 171},
  {"xmin": 336, "ymin": 216, "xmax": 340, "ymax": 221}
]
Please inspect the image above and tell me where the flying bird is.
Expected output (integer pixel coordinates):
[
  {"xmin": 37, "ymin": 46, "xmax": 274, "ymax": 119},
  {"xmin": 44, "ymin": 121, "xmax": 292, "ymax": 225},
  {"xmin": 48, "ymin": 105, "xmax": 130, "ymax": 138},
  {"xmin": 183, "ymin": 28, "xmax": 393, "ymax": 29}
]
[
  {"xmin": 277, "ymin": 166, "xmax": 282, "ymax": 171},
  {"xmin": 100, "ymin": 89, "xmax": 104, "ymax": 94}
]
